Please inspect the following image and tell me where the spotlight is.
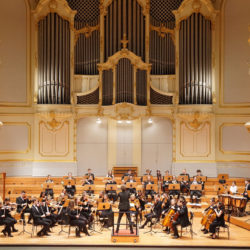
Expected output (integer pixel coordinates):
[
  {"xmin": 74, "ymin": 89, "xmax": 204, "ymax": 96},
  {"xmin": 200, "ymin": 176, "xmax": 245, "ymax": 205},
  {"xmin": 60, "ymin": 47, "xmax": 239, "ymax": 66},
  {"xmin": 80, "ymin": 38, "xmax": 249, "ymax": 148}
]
[
  {"xmin": 245, "ymin": 121, "xmax": 250, "ymax": 132},
  {"xmin": 148, "ymin": 118, "xmax": 153, "ymax": 124},
  {"xmin": 96, "ymin": 117, "xmax": 102, "ymax": 124},
  {"xmin": 0, "ymin": 121, "xmax": 3, "ymax": 127},
  {"xmin": 126, "ymin": 120, "xmax": 132, "ymax": 124},
  {"xmin": 117, "ymin": 120, "xmax": 123, "ymax": 124}
]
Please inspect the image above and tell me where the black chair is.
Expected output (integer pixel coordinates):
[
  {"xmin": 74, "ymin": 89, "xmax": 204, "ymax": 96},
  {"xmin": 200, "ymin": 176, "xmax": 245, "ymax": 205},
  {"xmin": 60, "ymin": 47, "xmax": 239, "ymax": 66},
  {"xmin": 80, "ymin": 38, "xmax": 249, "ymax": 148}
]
[
  {"xmin": 180, "ymin": 211, "xmax": 194, "ymax": 239},
  {"xmin": 31, "ymin": 221, "xmax": 42, "ymax": 238},
  {"xmin": 216, "ymin": 214, "xmax": 230, "ymax": 239}
]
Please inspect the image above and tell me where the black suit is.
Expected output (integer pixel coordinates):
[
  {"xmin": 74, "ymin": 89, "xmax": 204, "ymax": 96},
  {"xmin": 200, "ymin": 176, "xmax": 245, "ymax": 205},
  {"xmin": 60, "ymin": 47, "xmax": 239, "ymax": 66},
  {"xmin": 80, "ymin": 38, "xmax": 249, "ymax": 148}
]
[
  {"xmin": 243, "ymin": 184, "xmax": 250, "ymax": 200},
  {"xmin": 31, "ymin": 205, "xmax": 51, "ymax": 236},
  {"xmin": 172, "ymin": 205, "xmax": 190, "ymax": 237},
  {"xmin": 106, "ymin": 181, "xmax": 118, "ymax": 201},
  {"xmin": 116, "ymin": 190, "xmax": 133, "ymax": 233},
  {"xmin": 16, "ymin": 196, "xmax": 32, "ymax": 222},
  {"xmin": 0, "ymin": 208, "xmax": 14, "ymax": 236}
]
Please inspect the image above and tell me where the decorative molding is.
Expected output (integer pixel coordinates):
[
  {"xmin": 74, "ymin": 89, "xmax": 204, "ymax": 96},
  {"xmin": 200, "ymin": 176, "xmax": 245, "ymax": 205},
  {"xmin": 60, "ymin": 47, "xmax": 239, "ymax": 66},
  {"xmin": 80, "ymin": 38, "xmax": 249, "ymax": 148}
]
[
  {"xmin": 150, "ymin": 24, "xmax": 175, "ymax": 44},
  {"xmin": 219, "ymin": 123, "xmax": 250, "ymax": 155},
  {"xmin": 74, "ymin": 24, "xmax": 100, "ymax": 46},
  {"xmin": 32, "ymin": 0, "xmax": 76, "ymax": 25},
  {"xmin": 0, "ymin": 122, "xmax": 31, "ymax": 154}
]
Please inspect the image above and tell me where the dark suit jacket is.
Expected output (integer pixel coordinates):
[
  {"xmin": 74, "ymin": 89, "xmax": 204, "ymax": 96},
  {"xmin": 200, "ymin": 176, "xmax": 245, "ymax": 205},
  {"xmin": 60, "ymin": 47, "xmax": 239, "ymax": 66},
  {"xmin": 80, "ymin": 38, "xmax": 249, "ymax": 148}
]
[
  {"xmin": 31, "ymin": 205, "xmax": 44, "ymax": 223},
  {"xmin": 16, "ymin": 197, "xmax": 30, "ymax": 213},
  {"xmin": 153, "ymin": 200, "xmax": 162, "ymax": 218},
  {"xmin": 178, "ymin": 205, "xmax": 190, "ymax": 227},
  {"xmin": 118, "ymin": 190, "xmax": 130, "ymax": 211}
]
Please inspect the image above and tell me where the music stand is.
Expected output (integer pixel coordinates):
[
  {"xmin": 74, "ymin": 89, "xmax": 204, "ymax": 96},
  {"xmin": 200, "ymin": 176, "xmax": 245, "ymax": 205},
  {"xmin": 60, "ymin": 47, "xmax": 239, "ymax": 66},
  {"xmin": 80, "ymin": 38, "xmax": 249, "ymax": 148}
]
[
  {"xmin": 126, "ymin": 182, "xmax": 137, "ymax": 189},
  {"xmin": 42, "ymin": 182, "xmax": 54, "ymax": 190},
  {"xmin": 177, "ymin": 175, "xmax": 189, "ymax": 182},
  {"xmin": 163, "ymin": 176, "xmax": 173, "ymax": 182},
  {"xmin": 145, "ymin": 184, "xmax": 157, "ymax": 192},
  {"xmin": 83, "ymin": 184, "xmax": 95, "ymax": 192},
  {"xmin": 63, "ymin": 178, "xmax": 76, "ymax": 186},
  {"xmin": 142, "ymin": 175, "xmax": 154, "ymax": 183},
  {"xmin": 105, "ymin": 184, "xmax": 117, "ymax": 192},
  {"xmin": 190, "ymin": 184, "xmax": 202, "ymax": 191},
  {"xmin": 195, "ymin": 176, "xmax": 207, "ymax": 182},
  {"xmin": 168, "ymin": 184, "xmax": 180, "ymax": 191}
]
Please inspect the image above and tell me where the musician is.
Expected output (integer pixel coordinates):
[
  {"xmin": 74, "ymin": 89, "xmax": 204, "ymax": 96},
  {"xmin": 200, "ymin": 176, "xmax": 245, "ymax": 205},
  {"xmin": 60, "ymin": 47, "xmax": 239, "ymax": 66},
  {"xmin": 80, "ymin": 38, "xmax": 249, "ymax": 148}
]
[
  {"xmin": 179, "ymin": 169, "xmax": 190, "ymax": 194},
  {"xmin": 16, "ymin": 190, "xmax": 32, "ymax": 224},
  {"xmin": 190, "ymin": 177, "xmax": 202, "ymax": 203},
  {"xmin": 40, "ymin": 199, "xmax": 58, "ymax": 228},
  {"xmin": 172, "ymin": 196, "xmax": 190, "ymax": 239},
  {"xmin": 0, "ymin": 201, "xmax": 14, "ymax": 237},
  {"xmin": 144, "ymin": 175, "xmax": 155, "ymax": 199},
  {"xmin": 156, "ymin": 170, "xmax": 162, "ymax": 182},
  {"xmin": 105, "ymin": 176, "xmax": 118, "ymax": 201},
  {"xmin": 82, "ymin": 175, "xmax": 94, "ymax": 195},
  {"xmin": 63, "ymin": 172, "xmax": 76, "ymax": 197},
  {"xmin": 4, "ymin": 198, "xmax": 18, "ymax": 233},
  {"xmin": 78, "ymin": 197, "xmax": 94, "ymax": 230},
  {"xmin": 162, "ymin": 198, "xmax": 177, "ymax": 234},
  {"xmin": 137, "ymin": 190, "xmax": 146, "ymax": 221},
  {"xmin": 209, "ymin": 202, "xmax": 225, "ymax": 239},
  {"xmin": 39, "ymin": 191, "xmax": 47, "ymax": 202},
  {"xmin": 161, "ymin": 193, "xmax": 171, "ymax": 215},
  {"xmin": 202, "ymin": 197, "xmax": 216, "ymax": 234},
  {"xmin": 66, "ymin": 200, "xmax": 90, "ymax": 237},
  {"xmin": 121, "ymin": 169, "xmax": 132, "ymax": 182},
  {"xmin": 85, "ymin": 168, "xmax": 95, "ymax": 180},
  {"xmin": 168, "ymin": 176, "xmax": 180, "ymax": 198},
  {"xmin": 162, "ymin": 170, "xmax": 171, "ymax": 192},
  {"xmin": 115, "ymin": 185, "xmax": 134, "ymax": 234},
  {"xmin": 129, "ymin": 194, "xmax": 140, "ymax": 226},
  {"xmin": 141, "ymin": 169, "xmax": 152, "ymax": 183},
  {"xmin": 195, "ymin": 169, "xmax": 205, "ymax": 189},
  {"xmin": 31, "ymin": 199, "xmax": 51, "ymax": 237},
  {"xmin": 126, "ymin": 175, "xmax": 136, "ymax": 194},
  {"xmin": 243, "ymin": 180, "xmax": 250, "ymax": 200},
  {"xmin": 44, "ymin": 174, "xmax": 54, "ymax": 198},
  {"xmin": 139, "ymin": 195, "xmax": 162, "ymax": 229},
  {"xmin": 229, "ymin": 181, "xmax": 238, "ymax": 195},
  {"xmin": 106, "ymin": 170, "xmax": 114, "ymax": 179},
  {"xmin": 97, "ymin": 194, "xmax": 113, "ymax": 228}
]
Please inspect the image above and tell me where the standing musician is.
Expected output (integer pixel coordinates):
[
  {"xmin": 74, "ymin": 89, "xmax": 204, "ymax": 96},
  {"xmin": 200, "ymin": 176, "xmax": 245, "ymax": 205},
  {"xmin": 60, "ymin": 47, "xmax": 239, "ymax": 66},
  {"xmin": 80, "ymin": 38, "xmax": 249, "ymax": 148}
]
[
  {"xmin": 126, "ymin": 175, "xmax": 137, "ymax": 194},
  {"xmin": 168, "ymin": 176, "xmax": 180, "ymax": 198},
  {"xmin": 179, "ymin": 169, "xmax": 190, "ymax": 194},
  {"xmin": 162, "ymin": 170, "xmax": 171, "ymax": 192},
  {"xmin": 172, "ymin": 196, "xmax": 190, "ymax": 239},
  {"xmin": 209, "ymin": 201, "xmax": 225, "ymax": 239},
  {"xmin": 201, "ymin": 197, "xmax": 217, "ymax": 234},
  {"xmin": 44, "ymin": 174, "xmax": 54, "ymax": 198},
  {"xmin": 190, "ymin": 176, "xmax": 202, "ymax": 203},
  {"xmin": 115, "ymin": 185, "xmax": 134, "ymax": 234},
  {"xmin": 243, "ymin": 180, "xmax": 250, "ymax": 201},
  {"xmin": 16, "ymin": 190, "xmax": 32, "ymax": 225},
  {"xmin": 105, "ymin": 176, "xmax": 118, "ymax": 201},
  {"xmin": 85, "ymin": 168, "xmax": 95, "ymax": 181},
  {"xmin": 63, "ymin": 172, "xmax": 76, "ymax": 197},
  {"xmin": 144, "ymin": 175, "xmax": 155, "ymax": 199},
  {"xmin": 139, "ymin": 194, "xmax": 162, "ymax": 229},
  {"xmin": 4, "ymin": 198, "xmax": 18, "ymax": 232},
  {"xmin": 31, "ymin": 198, "xmax": 52, "ymax": 237},
  {"xmin": 66, "ymin": 200, "xmax": 90, "ymax": 237},
  {"xmin": 0, "ymin": 201, "xmax": 14, "ymax": 237}
]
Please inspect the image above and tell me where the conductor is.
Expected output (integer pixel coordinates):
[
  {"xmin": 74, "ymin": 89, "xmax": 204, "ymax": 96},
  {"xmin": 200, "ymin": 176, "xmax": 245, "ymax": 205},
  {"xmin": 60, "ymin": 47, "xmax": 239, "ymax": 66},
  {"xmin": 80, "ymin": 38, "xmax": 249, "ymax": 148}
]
[{"xmin": 115, "ymin": 185, "xmax": 134, "ymax": 234}]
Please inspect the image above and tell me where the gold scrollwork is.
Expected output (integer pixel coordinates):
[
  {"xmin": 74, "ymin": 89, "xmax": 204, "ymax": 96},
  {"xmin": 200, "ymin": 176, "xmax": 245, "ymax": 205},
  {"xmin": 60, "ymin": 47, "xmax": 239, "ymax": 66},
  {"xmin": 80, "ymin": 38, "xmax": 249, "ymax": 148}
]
[
  {"xmin": 150, "ymin": 24, "xmax": 175, "ymax": 44},
  {"xmin": 74, "ymin": 24, "xmax": 100, "ymax": 46}
]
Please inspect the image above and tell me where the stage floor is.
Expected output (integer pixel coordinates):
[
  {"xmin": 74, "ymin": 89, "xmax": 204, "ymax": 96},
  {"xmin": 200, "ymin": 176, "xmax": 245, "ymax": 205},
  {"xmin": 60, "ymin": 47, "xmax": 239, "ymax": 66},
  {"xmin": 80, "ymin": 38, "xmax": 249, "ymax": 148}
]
[{"xmin": 0, "ymin": 217, "xmax": 249, "ymax": 248}]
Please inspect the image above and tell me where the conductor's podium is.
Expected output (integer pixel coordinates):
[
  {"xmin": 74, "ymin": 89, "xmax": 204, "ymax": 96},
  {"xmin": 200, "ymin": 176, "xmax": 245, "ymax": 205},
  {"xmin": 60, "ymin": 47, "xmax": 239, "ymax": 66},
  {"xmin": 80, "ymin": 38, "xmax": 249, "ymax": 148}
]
[{"xmin": 112, "ymin": 229, "xmax": 139, "ymax": 243}]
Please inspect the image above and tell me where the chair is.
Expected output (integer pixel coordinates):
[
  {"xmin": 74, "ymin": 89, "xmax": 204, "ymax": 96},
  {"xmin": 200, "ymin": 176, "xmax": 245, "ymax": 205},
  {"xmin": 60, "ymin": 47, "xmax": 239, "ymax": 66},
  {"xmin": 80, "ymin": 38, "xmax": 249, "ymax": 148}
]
[
  {"xmin": 31, "ymin": 221, "xmax": 42, "ymax": 238},
  {"xmin": 216, "ymin": 214, "xmax": 230, "ymax": 239},
  {"xmin": 180, "ymin": 211, "xmax": 194, "ymax": 239}
]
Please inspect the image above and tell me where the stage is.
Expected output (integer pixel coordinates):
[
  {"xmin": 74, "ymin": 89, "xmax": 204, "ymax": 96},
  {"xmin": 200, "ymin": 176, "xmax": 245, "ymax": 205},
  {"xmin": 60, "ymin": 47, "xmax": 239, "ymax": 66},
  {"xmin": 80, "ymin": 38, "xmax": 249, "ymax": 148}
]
[{"xmin": 0, "ymin": 217, "xmax": 249, "ymax": 248}]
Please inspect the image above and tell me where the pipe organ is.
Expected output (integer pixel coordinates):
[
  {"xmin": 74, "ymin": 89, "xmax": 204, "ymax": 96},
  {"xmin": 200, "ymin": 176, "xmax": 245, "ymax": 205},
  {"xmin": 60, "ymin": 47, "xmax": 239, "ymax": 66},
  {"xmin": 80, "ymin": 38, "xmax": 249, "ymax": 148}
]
[{"xmin": 35, "ymin": 0, "xmax": 215, "ymax": 107}]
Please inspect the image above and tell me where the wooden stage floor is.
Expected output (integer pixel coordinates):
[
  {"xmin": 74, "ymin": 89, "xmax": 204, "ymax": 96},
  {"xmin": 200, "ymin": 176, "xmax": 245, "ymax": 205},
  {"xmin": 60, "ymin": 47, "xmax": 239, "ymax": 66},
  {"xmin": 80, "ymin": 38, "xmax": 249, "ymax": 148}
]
[{"xmin": 0, "ymin": 217, "xmax": 249, "ymax": 248}]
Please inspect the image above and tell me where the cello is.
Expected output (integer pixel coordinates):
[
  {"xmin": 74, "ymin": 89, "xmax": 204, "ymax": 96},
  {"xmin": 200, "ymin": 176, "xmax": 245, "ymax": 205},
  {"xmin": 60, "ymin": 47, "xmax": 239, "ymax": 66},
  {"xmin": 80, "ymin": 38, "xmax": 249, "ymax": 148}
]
[{"xmin": 201, "ymin": 206, "xmax": 216, "ymax": 231}]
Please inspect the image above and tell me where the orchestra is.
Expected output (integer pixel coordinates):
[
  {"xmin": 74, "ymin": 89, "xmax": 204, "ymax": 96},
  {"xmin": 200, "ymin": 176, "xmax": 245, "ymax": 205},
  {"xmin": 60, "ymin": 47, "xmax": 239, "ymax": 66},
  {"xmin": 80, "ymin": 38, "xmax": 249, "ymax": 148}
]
[{"xmin": 0, "ymin": 168, "xmax": 248, "ymax": 240}]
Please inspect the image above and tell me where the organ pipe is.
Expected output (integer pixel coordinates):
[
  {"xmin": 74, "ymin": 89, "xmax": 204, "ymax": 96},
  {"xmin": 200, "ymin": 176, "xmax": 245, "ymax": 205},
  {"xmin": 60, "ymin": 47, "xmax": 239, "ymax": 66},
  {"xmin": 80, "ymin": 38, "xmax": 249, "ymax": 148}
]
[
  {"xmin": 179, "ymin": 13, "xmax": 212, "ymax": 104},
  {"xmin": 38, "ymin": 13, "xmax": 70, "ymax": 104}
]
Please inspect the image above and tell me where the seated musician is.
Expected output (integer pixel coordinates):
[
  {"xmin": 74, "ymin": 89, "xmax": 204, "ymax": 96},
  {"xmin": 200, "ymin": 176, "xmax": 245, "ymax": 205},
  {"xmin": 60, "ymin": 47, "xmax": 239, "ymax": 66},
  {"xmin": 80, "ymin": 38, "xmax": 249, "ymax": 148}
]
[
  {"xmin": 229, "ymin": 181, "xmax": 238, "ymax": 195},
  {"xmin": 137, "ymin": 190, "xmax": 146, "ymax": 221},
  {"xmin": 0, "ymin": 201, "xmax": 14, "ymax": 237},
  {"xmin": 196, "ymin": 169, "xmax": 205, "ymax": 189},
  {"xmin": 82, "ymin": 175, "xmax": 94, "ymax": 195},
  {"xmin": 139, "ymin": 194, "xmax": 162, "ymax": 229},
  {"xmin": 63, "ymin": 172, "xmax": 76, "ymax": 197},
  {"xmin": 162, "ymin": 170, "xmax": 171, "ymax": 192},
  {"xmin": 168, "ymin": 176, "xmax": 180, "ymax": 198},
  {"xmin": 141, "ymin": 169, "xmax": 152, "ymax": 184},
  {"xmin": 156, "ymin": 170, "xmax": 162, "ymax": 183},
  {"xmin": 4, "ymin": 198, "xmax": 18, "ymax": 233},
  {"xmin": 202, "ymin": 197, "xmax": 216, "ymax": 234},
  {"xmin": 179, "ymin": 169, "xmax": 190, "ymax": 193},
  {"xmin": 129, "ymin": 194, "xmax": 140, "ymax": 226},
  {"xmin": 66, "ymin": 200, "xmax": 90, "ymax": 237},
  {"xmin": 41, "ymin": 199, "xmax": 58, "ymax": 228},
  {"xmin": 162, "ymin": 198, "xmax": 177, "ymax": 234},
  {"xmin": 39, "ymin": 191, "xmax": 47, "ymax": 202},
  {"xmin": 97, "ymin": 194, "xmax": 113, "ymax": 228},
  {"xmin": 31, "ymin": 198, "xmax": 52, "ymax": 237},
  {"xmin": 105, "ymin": 176, "xmax": 118, "ymax": 201},
  {"xmin": 44, "ymin": 174, "xmax": 54, "ymax": 198},
  {"xmin": 172, "ymin": 196, "xmax": 190, "ymax": 239},
  {"xmin": 85, "ymin": 168, "xmax": 95, "ymax": 181},
  {"xmin": 106, "ymin": 170, "xmax": 114, "ymax": 179},
  {"xmin": 190, "ymin": 176, "xmax": 202, "ymax": 203},
  {"xmin": 243, "ymin": 180, "xmax": 250, "ymax": 201},
  {"xmin": 126, "ymin": 175, "xmax": 137, "ymax": 194},
  {"xmin": 122, "ymin": 169, "xmax": 132, "ymax": 182},
  {"xmin": 209, "ymin": 201, "xmax": 225, "ymax": 239},
  {"xmin": 144, "ymin": 175, "xmax": 155, "ymax": 199},
  {"xmin": 16, "ymin": 190, "xmax": 32, "ymax": 224},
  {"xmin": 77, "ymin": 197, "xmax": 94, "ymax": 230},
  {"xmin": 161, "ymin": 193, "xmax": 171, "ymax": 216}
]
